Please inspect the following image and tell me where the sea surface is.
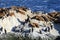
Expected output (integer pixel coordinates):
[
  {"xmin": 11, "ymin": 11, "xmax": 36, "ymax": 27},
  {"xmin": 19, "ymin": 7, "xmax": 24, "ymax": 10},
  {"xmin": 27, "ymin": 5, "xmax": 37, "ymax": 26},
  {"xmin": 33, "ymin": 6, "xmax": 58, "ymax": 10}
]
[{"xmin": 0, "ymin": 0, "xmax": 60, "ymax": 13}]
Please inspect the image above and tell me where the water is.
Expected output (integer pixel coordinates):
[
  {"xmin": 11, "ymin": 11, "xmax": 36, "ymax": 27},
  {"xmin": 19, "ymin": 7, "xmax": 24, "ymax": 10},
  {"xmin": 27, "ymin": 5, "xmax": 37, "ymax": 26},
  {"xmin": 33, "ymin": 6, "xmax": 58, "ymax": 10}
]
[{"xmin": 0, "ymin": 0, "xmax": 60, "ymax": 12}]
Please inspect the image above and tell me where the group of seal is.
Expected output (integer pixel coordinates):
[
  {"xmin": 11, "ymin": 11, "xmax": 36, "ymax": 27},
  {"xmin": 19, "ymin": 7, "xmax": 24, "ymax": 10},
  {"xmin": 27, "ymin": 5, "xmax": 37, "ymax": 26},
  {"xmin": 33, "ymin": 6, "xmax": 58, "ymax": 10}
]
[{"xmin": 0, "ymin": 6, "xmax": 60, "ymax": 34}]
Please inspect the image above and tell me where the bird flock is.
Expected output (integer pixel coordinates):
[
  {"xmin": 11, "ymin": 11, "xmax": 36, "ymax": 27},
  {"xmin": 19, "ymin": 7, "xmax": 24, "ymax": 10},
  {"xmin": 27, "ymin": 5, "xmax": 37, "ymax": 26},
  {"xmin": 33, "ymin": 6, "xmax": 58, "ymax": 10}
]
[{"xmin": 0, "ymin": 6, "xmax": 60, "ymax": 38}]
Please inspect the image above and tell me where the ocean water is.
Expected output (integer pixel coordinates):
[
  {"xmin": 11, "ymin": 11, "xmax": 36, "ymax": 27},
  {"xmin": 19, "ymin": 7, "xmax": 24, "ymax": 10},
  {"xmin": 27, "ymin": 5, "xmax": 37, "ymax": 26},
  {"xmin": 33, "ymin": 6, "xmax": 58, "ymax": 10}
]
[{"xmin": 0, "ymin": 0, "xmax": 60, "ymax": 13}]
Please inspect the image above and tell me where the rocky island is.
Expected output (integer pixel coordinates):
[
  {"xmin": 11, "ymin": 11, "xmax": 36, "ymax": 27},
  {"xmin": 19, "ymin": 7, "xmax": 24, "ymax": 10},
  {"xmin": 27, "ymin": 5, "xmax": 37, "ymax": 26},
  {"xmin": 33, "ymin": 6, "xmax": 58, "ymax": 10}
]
[{"xmin": 0, "ymin": 6, "xmax": 60, "ymax": 40}]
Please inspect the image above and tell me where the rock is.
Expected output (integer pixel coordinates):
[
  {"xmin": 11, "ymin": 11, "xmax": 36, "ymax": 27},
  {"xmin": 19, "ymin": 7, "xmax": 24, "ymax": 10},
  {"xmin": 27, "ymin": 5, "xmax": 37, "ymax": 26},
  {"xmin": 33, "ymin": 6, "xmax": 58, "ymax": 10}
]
[{"xmin": 0, "ymin": 6, "xmax": 59, "ymax": 39}]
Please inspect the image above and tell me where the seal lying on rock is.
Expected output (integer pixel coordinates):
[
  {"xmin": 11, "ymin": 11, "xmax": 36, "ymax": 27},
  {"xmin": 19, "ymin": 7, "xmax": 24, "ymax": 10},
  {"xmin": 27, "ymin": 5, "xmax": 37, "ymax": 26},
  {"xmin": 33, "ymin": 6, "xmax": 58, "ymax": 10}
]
[{"xmin": 48, "ymin": 12, "xmax": 60, "ymax": 23}]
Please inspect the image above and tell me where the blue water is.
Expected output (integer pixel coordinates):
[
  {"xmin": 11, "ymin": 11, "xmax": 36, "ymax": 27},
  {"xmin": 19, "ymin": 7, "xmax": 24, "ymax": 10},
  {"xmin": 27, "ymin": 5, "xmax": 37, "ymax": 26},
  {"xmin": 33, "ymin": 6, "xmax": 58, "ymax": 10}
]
[{"xmin": 0, "ymin": 0, "xmax": 60, "ymax": 13}]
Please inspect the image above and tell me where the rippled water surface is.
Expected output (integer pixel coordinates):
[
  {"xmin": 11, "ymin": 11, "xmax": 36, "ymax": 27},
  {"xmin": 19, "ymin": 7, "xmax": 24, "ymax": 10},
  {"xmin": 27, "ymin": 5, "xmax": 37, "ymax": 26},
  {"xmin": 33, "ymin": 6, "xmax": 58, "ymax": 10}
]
[{"xmin": 0, "ymin": 0, "xmax": 60, "ymax": 12}]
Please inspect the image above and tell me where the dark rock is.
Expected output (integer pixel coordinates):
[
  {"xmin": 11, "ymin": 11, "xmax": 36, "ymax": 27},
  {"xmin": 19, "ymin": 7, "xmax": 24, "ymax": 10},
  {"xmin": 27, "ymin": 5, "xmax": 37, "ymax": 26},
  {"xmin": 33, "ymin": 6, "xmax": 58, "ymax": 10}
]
[{"xmin": 55, "ymin": 36, "xmax": 60, "ymax": 40}]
